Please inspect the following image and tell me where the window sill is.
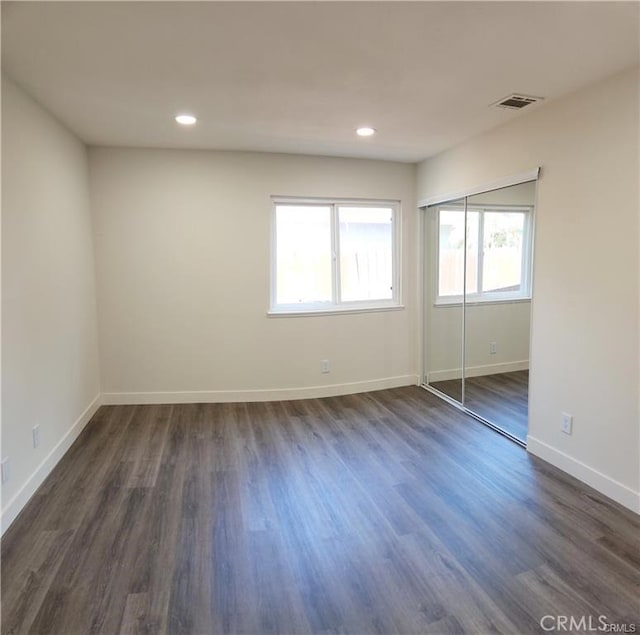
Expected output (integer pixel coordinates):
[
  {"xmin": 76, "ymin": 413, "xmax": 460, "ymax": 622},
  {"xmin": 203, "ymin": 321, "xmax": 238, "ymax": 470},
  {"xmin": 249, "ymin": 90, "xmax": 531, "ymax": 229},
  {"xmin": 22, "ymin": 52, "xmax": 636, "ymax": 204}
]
[
  {"xmin": 434, "ymin": 296, "xmax": 531, "ymax": 308},
  {"xmin": 268, "ymin": 304, "xmax": 405, "ymax": 317}
]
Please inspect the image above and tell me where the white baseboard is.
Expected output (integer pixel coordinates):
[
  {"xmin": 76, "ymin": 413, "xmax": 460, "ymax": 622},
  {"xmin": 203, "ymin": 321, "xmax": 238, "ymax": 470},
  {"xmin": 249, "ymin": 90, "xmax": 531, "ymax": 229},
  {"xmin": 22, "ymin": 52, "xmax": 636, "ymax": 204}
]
[
  {"xmin": 102, "ymin": 375, "xmax": 420, "ymax": 405},
  {"xmin": 1, "ymin": 393, "xmax": 103, "ymax": 535},
  {"xmin": 526, "ymin": 435, "xmax": 640, "ymax": 514},
  {"xmin": 428, "ymin": 360, "xmax": 529, "ymax": 383}
]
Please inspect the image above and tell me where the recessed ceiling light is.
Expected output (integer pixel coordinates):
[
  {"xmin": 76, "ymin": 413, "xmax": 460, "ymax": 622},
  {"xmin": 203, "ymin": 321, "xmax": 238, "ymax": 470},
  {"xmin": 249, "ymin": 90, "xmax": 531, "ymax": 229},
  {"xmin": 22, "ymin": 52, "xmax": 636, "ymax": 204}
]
[
  {"xmin": 356, "ymin": 126, "xmax": 376, "ymax": 137},
  {"xmin": 175, "ymin": 114, "xmax": 197, "ymax": 125}
]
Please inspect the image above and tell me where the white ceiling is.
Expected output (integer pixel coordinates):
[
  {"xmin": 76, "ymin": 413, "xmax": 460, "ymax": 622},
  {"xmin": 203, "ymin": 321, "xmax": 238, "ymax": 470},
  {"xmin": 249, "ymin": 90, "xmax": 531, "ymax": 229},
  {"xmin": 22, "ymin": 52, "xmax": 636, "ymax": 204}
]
[{"xmin": 2, "ymin": 1, "xmax": 639, "ymax": 162}]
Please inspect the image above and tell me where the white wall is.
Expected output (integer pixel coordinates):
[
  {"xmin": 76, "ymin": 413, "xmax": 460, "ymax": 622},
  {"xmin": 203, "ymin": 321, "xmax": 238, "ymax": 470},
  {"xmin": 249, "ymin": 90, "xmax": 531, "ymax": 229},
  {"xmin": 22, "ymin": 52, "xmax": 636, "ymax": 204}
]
[
  {"xmin": 1, "ymin": 77, "xmax": 101, "ymax": 531},
  {"xmin": 89, "ymin": 148, "xmax": 418, "ymax": 402},
  {"xmin": 417, "ymin": 67, "xmax": 640, "ymax": 512}
]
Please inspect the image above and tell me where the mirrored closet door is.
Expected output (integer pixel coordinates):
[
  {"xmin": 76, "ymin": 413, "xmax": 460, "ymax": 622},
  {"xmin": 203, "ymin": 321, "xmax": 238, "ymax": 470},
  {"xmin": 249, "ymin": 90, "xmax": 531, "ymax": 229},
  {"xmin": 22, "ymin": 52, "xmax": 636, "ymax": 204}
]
[{"xmin": 422, "ymin": 177, "xmax": 537, "ymax": 445}]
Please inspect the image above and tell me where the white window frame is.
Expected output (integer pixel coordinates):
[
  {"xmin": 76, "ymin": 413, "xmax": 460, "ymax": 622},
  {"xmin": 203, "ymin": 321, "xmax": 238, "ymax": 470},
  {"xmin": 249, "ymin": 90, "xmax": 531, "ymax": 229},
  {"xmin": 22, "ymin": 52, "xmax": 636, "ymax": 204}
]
[
  {"xmin": 269, "ymin": 197, "xmax": 402, "ymax": 316},
  {"xmin": 435, "ymin": 203, "xmax": 533, "ymax": 306}
]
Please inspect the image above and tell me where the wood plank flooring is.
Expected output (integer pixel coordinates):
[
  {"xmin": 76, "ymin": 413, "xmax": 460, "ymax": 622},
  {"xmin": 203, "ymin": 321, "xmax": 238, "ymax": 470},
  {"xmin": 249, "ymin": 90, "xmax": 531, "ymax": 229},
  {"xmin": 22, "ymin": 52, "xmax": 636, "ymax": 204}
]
[
  {"xmin": 431, "ymin": 370, "xmax": 529, "ymax": 441},
  {"xmin": 2, "ymin": 387, "xmax": 639, "ymax": 634}
]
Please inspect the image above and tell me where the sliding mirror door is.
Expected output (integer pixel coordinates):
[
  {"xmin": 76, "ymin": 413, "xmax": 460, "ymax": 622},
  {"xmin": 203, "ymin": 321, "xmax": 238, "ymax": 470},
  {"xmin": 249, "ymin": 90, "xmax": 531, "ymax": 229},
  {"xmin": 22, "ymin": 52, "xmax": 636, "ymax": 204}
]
[
  {"xmin": 463, "ymin": 182, "xmax": 535, "ymax": 442},
  {"xmin": 422, "ymin": 173, "xmax": 537, "ymax": 445},
  {"xmin": 424, "ymin": 198, "xmax": 466, "ymax": 403}
]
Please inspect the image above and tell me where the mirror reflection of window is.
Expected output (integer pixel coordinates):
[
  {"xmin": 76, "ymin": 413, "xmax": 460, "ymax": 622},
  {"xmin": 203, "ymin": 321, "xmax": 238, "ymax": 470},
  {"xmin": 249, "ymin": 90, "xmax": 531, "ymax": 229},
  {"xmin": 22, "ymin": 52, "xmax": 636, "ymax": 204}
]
[
  {"xmin": 483, "ymin": 211, "xmax": 525, "ymax": 293},
  {"xmin": 437, "ymin": 208, "xmax": 465, "ymax": 297},
  {"xmin": 436, "ymin": 206, "xmax": 532, "ymax": 303}
]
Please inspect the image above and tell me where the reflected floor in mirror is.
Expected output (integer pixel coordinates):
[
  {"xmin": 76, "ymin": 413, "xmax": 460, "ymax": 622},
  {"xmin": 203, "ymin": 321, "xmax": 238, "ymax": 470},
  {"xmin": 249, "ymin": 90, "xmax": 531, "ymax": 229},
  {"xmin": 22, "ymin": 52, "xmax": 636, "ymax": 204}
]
[{"xmin": 431, "ymin": 370, "xmax": 528, "ymax": 442}]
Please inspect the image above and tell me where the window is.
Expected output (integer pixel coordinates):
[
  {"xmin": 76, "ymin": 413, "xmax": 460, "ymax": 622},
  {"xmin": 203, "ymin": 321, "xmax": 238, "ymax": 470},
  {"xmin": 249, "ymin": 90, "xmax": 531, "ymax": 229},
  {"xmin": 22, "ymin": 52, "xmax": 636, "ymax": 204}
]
[
  {"xmin": 271, "ymin": 198, "xmax": 400, "ymax": 314},
  {"xmin": 437, "ymin": 204, "xmax": 532, "ymax": 303}
]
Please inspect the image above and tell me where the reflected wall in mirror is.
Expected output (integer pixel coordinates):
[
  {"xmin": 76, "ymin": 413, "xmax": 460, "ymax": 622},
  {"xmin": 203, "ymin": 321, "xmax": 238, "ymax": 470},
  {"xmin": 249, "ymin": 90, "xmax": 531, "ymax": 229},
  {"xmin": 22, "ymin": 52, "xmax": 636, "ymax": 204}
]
[
  {"xmin": 464, "ymin": 182, "xmax": 534, "ymax": 442},
  {"xmin": 422, "ymin": 179, "xmax": 536, "ymax": 444}
]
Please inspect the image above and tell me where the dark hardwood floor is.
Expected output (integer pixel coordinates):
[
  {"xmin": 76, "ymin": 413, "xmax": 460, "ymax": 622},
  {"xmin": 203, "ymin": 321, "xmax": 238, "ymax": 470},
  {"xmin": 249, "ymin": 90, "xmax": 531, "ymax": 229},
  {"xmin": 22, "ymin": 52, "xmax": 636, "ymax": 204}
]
[
  {"xmin": 2, "ymin": 387, "xmax": 639, "ymax": 634},
  {"xmin": 431, "ymin": 370, "xmax": 529, "ymax": 441}
]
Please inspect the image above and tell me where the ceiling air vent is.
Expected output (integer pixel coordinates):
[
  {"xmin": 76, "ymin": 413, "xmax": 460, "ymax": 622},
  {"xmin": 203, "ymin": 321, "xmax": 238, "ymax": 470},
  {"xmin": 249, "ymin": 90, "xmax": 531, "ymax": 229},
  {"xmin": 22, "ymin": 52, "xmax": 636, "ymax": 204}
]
[{"xmin": 493, "ymin": 94, "xmax": 543, "ymax": 110}]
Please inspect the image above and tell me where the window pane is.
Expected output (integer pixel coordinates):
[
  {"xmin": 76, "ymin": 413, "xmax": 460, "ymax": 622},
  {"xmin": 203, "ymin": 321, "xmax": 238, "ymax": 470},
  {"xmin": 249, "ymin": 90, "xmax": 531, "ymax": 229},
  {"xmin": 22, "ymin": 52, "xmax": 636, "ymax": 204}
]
[
  {"xmin": 438, "ymin": 209, "xmax": 478, "ymax": 296},
  {"xmin": 275, "ymin": 205, "xmax": 332, "ymax": 305},
  {"xmin": 482, "ymin": 212, "xmax": 525, "ymax": 293},
  {"xmin": 338, "ymin": 206, "xmax": 393, "ymax": 302},
  {"xmin": 438, "ymin": 210, "xmax": 464, "ymax": 296},
  {"xmin": 466, "ymin": 211, "xmax": 479, "ymax": 295}
]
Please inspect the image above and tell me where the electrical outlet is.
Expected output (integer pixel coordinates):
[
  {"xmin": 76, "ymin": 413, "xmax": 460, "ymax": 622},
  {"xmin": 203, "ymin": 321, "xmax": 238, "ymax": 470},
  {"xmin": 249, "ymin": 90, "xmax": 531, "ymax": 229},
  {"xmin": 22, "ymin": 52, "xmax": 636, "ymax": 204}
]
[
  {"xmin": 1, "ymin": 458, "xmax": 10, "ymax": 484},
  {"xmin": 321, "ymin": 359, "xmax": 330, "ymax": 374},
  {"xmin": 561, "ymin": 413, "xmax": 573, "ymax": 435},
  {"xmin": 33, "ymin": 424, "xmax": 40, "ymax": 449},
  {"xmin": 489, "ymin": 342, "xmax": 497, "ymax": 355}
]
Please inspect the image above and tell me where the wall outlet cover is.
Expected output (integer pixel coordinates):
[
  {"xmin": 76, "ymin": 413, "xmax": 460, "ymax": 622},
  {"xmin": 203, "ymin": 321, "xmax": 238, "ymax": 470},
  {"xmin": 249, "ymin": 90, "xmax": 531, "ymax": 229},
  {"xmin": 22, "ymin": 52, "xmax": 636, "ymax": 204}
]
[
  {"xmin": 1, "ymin": 458, "xmax": 10, "ymax": 484},
  {"xmin": 561, "ymin": 413, "xmax": 573, "ymax": 435}
]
